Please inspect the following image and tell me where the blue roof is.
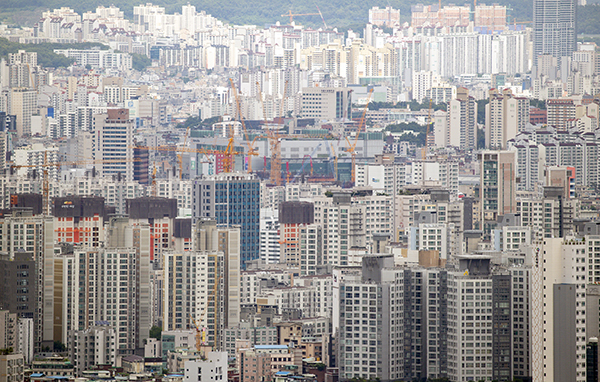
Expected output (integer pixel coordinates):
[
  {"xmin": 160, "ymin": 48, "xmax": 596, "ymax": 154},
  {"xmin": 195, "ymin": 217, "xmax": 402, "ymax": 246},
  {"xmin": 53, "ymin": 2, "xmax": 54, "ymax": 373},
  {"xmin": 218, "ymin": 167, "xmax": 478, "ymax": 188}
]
[
  {"xmin": 47, "ymin": 377, "xmax": 69, "ymax": 380},
  {"xmin": 30, "ymin": 373, "xmax": 45, "ymax": 377},
  {"xmin": 275, "ymin": 371, "xmax": 292, "ymax": 376},
  {"xmin": 254, "ymin": 345, "xmax": 288, "ymax": 349}
]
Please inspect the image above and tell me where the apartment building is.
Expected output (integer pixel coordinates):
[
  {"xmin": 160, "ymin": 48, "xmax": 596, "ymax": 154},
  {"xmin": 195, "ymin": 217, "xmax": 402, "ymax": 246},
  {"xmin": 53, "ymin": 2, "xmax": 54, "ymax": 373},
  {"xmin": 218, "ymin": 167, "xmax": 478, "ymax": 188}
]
[
  {"xmin": 540, "ymin": 237, "xmax": 587, "ymax": 382},
  {"xmin": 194, "ymin": 219, "xmax": 241, "ymax": 349},
  {"xmin": 53, "ymin": 196, "xmax": 105, "ymax": 248},
  {"xmin": 0, "ymin": 210, "xmax": 54, "ymax": 352},
  {"xmin": 478, "ymin": 150, "xmax": 517, "ymax": 234},
  {"xmin": 69, "ymin": 323, "xmax": 117, "ymax": 376},
  {"xmin": 485, "ymin": 88, "xmax": 530, "ymax": 149},
  {"xmin": 547, "ymin": 99, "xmax": 576, "ymax": 129}
]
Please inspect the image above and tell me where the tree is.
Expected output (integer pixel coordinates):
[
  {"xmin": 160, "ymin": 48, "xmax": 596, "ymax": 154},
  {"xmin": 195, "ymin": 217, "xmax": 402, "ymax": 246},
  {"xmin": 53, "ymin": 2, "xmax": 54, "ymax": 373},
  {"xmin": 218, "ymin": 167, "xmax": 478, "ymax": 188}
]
[
  {"xmin": 476, "ymin": 99, "xmax": 489, "ymax": 124},
  {"xmin": 149, "ymin": 325, "xmax": 162, "ymax": 340},
  {"xmin": 176, "ymin": 115, "xmax": 221, "ymax": 130},
  {"xmin": 132, "ymin": 53, "xmax": 152, "ymax": 71},
  {"xmin": 385, "ymin": 122, "xmax": 426, "ymax": 134},
  {"xmin": 0, "ymin": 347, "xmax": 13, "ymax": 355},
  {"xmin": 530, "ymin": 99, "xmax": 546, "ymax": 110},
  {"xmin": 53, "ymin": 341, "xmax": 66, "ymax": 352},
  {"xmin": 477, "ymin": 128, "xmax": 486, "ymax": 149}
]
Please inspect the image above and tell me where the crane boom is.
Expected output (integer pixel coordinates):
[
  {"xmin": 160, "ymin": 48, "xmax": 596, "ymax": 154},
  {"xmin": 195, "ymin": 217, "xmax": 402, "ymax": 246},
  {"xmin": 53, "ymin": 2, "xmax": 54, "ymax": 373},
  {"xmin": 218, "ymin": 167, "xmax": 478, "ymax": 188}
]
[
  {"xmin": 281, "ymin": 10, "xmax": 320, "ymax": 24},
  {"xmin": 11, "ymin": 157, "xmax": 141, "ymax": 214},
  {"xmin": 133, "ymin": 145, "xmax": 240, "ymax": 173},
  {"xmin": 344, "ymin": 88, "xmax": 373, "ymax": 185},
  {"xmin": 177, "ymin": 124, "xmax": 192, "ymax": 180}
]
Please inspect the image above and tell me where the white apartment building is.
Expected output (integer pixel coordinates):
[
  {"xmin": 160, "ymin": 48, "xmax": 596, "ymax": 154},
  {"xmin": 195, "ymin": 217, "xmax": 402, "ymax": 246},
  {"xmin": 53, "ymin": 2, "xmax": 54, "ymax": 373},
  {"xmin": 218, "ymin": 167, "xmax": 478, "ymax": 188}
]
[
  {"xmin": 409, "ymin": 161, "xmax": 459, "ymax": 199},
  {"xmin": 13, "ymin": 144, "xmax": 60, "ymax": 182},
  {"xmin": 240, "ymin": 270, "xmax": 293, "ymax": 305},
  {"xmin": 408, "ymin": 222, "xmax": 451, "ymax": 260},
  {"xmin": 54, "ymin": 49, "xmax": 132, "ymax": 70},
  {"xmin": 508, "ymin": 141, "xmax": 543, "ymax": 192},
  {"xmin": 162, "ymin": 252, "xmax": 207, "ymax": 332},
  {"xmin": 485, "ymin": 88, "xmax": 530, "ymax": 149},
  {"xmin": 156, "ymin": 180, "xmax": 193, "ymax": 212},
  {"xmin": 295, "ymin": 275, "xmax": 333, "ymax": 318},
  {"xmin": 70, "ymin": 323, "xmax": 117, "ymax": 376},
  {"xmin": 313, "ymin": 194, "xmax": 366, "ymax": 266},
  {"xmin": 9, "ymin": 87, "xmax": 37, "ymax": 137},
  {"xmin": 355, "ymin": 163, "xmax": 408, "ymax": 195},
  {"xmin": 183, "ymin": 352, "xmax": 227, "ymax": 382},
  {"xmin": 65, "ymin": 243, "xmax": 151, "ymax": 353},
  {"xmin": 447, "ymin": 273, "xmax": 496, "ymax": 381},
  {"xmin": 255, "ymin": 286, "xmax": 318, "ymax": 318},
  {"xmin": 493, "ymin": 226, "xmax": 532, "ymax": 252},
  {"xmin": 539, "ymin": 237, "xmax": 587, "ymax": 382},
  {"xmin": 259, "ymin": 208, "xmax": 280, "ymax": 264},
  {"xmin": 412, "ymin": 71, "xmax": 438, "ymax": 103}
]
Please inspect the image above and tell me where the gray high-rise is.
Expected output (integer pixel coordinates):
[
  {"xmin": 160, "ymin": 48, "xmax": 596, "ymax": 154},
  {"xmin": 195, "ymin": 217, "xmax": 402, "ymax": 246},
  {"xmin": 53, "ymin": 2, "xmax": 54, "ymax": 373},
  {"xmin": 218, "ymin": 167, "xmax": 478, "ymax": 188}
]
[{"xmin": 533, "ymin": 0, "xmax": 577, "ymax": 66}]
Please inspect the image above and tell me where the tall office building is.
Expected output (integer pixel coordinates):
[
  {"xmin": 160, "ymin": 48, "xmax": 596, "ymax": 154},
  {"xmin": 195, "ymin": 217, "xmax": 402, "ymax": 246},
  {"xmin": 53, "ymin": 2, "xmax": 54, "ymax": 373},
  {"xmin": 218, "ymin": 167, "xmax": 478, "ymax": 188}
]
[
  {"xmin": 94, "ymin": 108, "xmax": 134, "ymax": 181},
  {"xmin": 193, "ymin": 173, "xmax": 259, "ymax": 269},
  {"xmin": 533, "ymin": 0, "xmax": 577, "ymax": 67},
  {"xmin": 299, "ymin": 87, "xmax": 352, "ymax": 120}
]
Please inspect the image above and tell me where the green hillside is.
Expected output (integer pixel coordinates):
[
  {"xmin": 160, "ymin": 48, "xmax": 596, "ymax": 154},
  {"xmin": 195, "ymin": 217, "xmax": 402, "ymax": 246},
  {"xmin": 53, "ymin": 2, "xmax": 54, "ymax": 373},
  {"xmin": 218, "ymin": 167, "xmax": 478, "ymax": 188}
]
[
  {"xmin": 1, "ymin": 0, "xmax": 535, "ymax": 29},
  {"xmin": 0, "ymin": 38, "xmax": 109, "ymax": 67},
  {"xmin": 2, "ymin": 0, "xmax": 599, "ymax": 35}
]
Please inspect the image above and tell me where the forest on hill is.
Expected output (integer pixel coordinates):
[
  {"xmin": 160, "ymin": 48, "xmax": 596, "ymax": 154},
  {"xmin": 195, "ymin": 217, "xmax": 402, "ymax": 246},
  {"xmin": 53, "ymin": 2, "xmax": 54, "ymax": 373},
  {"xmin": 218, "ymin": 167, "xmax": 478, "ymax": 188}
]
[
  {"xmin": 0, "ymin": 38, "xmax": 109, "ymax": 67},
  {"xmin": 1, "ymin": 0, "xmax": 534, "ymax": 30},
  {"xmin": 2, "ymin": 0, "xmax": 600, "ymax": 37}
]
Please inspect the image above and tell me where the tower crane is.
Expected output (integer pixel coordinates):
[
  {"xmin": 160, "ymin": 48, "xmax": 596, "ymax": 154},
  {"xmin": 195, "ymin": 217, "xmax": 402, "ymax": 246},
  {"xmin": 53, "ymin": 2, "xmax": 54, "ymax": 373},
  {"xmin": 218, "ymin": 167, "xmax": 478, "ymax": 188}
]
[
  {"xmin": 281, "ymin": 10, "xmax": 320, "ymax": 24},
  {"xmin": 344, "ymin": 88, "xmax": 373, "ymax": 185},
  {"xmin": 132, "ymin": 145, "xmax": 240, "ymax": 173},
  {"xmin": 292, "ymin": 143, "xmax": 322, "ymax": 183},
  {"xmin": 189, "ymin": 271, "xmax": 221, "ymax": 354},
  {"xmin": 421, "ymin": 98, "xmax": 433, "ymax": 158},
  {"xmin": 10, "ymin": 156, "xmax": 141, "ymax": 214},
  {"xmin": 331, "ymin": 143, "xmax": 338, "ymax": 182},
  {"xmin": 266, "ymin": 80, "xmax": 289, "ymax": 186},
  {"xmin": 177, "ymin": 124, "xmax": 192, "ymax": 179},
  {"xmin": 151, "ymin": 165, "xmax": 158, "ymax": 197}
]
